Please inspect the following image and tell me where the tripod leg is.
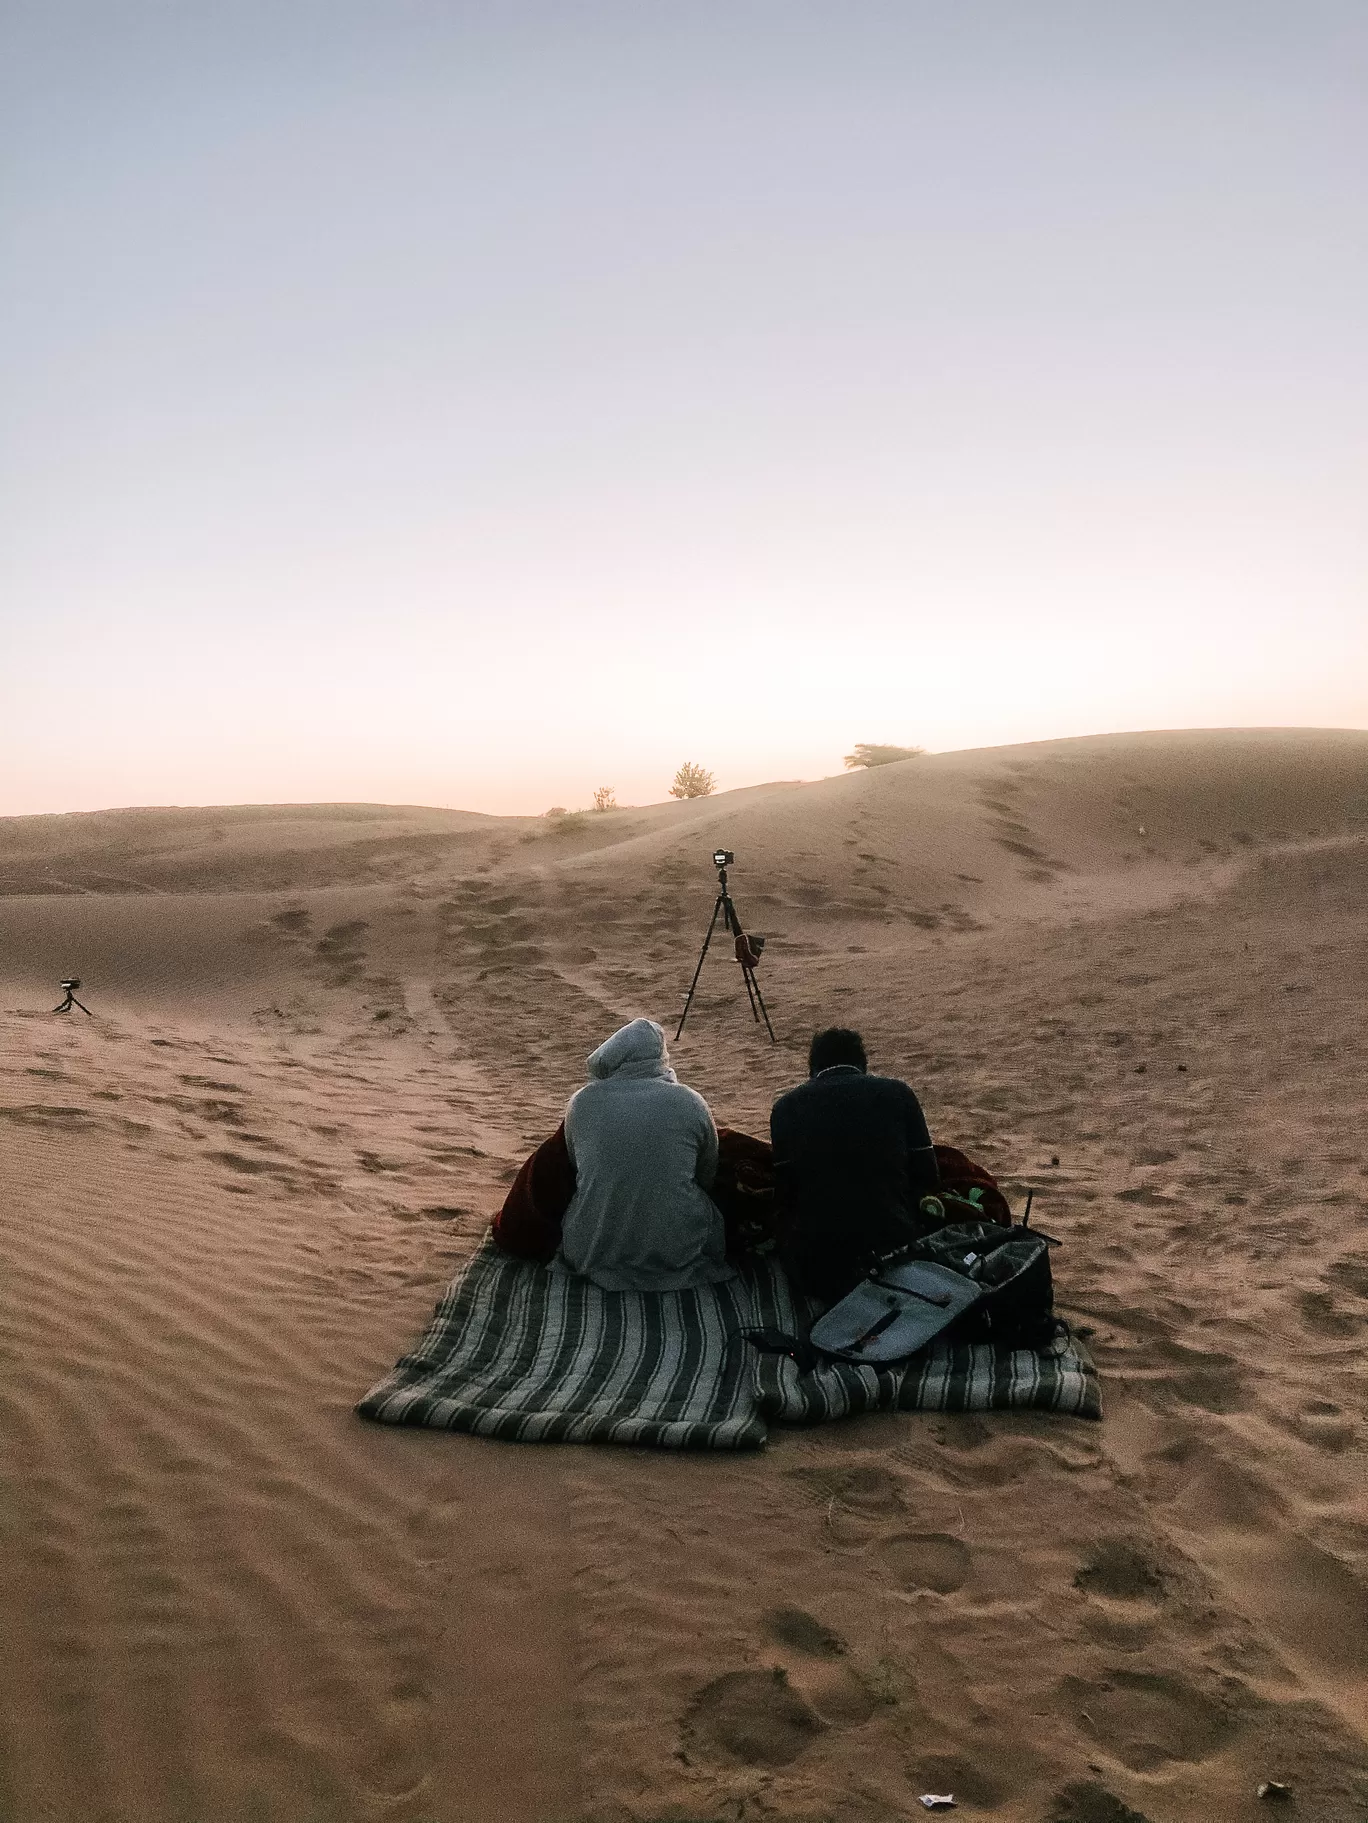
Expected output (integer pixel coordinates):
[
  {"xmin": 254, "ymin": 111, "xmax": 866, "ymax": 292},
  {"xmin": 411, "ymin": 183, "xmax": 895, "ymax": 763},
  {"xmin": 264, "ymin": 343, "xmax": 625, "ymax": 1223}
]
[
  {"xmin": 675, "ymin": 896, "xmax": 724, "ymax": 1040},
  {"xmin": 720, "ymin": 887, "xmax": 777, "ymax": 1040},
  {"xmin": 73, "ymin": 997, "xmax": 92, "ymax": 1016},
  {"xmin": 740, "ymin": 964, "xmax": 760, "ymax": 1022},
  {"xmin": 723, "ymin": 891, "xmax": 759, "ymax": 1022},
  {"xmin": 746, "ymin": 968, "xmax": 777, "ymax": 1043}
]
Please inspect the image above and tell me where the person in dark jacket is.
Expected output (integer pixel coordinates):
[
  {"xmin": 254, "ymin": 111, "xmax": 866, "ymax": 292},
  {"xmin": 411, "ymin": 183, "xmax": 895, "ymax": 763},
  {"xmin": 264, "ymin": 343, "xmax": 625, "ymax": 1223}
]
[{"xmin": 770, "ymin": 1027, "xmax": 939, "ymax": 1303}]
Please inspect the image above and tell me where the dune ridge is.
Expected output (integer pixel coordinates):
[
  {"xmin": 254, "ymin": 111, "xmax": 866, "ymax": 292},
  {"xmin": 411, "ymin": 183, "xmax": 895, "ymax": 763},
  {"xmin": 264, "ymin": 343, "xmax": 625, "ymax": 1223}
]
[{"xmin": 2, "ymin": 728, "xmax": 1366, "ymax": 1822}]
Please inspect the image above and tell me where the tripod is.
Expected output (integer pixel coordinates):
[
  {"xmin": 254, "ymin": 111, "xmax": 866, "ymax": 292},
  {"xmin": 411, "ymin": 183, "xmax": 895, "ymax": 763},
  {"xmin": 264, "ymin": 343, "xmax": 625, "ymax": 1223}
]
[
  {"xmin": 676, "ymin": 861, "xmax": 775, "ymax": 1042},
  {"xmin": 53, "ymin": 978, "xmax": 92, "ymax": 1016}
]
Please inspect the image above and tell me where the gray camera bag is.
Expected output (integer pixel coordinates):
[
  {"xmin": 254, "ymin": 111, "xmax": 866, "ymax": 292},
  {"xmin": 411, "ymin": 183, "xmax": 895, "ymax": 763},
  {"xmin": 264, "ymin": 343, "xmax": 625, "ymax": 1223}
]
[{"xmin": 808, "ymin": 1257, "xmax": 982, "ymax": 1363}]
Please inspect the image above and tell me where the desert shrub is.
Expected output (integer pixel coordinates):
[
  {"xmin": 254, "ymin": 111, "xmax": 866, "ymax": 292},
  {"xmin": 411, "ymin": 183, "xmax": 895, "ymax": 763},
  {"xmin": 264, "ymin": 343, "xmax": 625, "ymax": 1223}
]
[
  {"xmin": 543, "ymin": 806, "xmax": 568, "ymax": 818},
  {"xmin": 592, "ymin": 786, "xmax": 617, "ymax": 811},
  {"xmin": 843, "ymin": 743, "xmax": 925, "ymax": 770},
  {"xmin": 669, "ymin": 761, "xmax": 715, "ymax": 799}
]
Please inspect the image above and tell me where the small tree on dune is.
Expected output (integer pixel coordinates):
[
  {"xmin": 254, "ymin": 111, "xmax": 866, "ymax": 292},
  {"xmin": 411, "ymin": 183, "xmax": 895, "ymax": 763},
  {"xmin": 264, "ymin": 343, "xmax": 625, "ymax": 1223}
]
[
  {"xmin": 669, "ymin": 761, "xmax": 715, "ymax": 800},
  {"xmin": 592, "ymin": 786, "xmax": 617, "ymax": 812},
  {"xmin": 843, "ymin": 743, "xmax": 925, "ymax": 770}
]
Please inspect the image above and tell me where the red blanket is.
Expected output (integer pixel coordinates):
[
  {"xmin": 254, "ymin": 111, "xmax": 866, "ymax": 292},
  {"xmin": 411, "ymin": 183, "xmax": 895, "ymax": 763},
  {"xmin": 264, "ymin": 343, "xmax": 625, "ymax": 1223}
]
[
  {"xmin": 932, "ymin": 1143, "xmax": 1014, "ymax": 1226},
  {"xmin": 491, "ymin": 1122, "xmax": 578, "ymax": 1263},
  {"xmin": 492, "ymin": 1130, "xmax": 1010, "ymax": 1264}
]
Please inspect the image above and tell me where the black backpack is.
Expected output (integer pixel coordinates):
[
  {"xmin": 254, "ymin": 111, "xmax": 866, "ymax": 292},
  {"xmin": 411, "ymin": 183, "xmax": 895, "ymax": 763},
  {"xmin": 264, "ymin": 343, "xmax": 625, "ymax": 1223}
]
[
  {"xmin": 746, "ymin": 1218, "xmax": 1059, "ymax": 1372},
  {"xmin": 887, "ymin": 1219, "xmax": 1057, "ymax": 1349}
]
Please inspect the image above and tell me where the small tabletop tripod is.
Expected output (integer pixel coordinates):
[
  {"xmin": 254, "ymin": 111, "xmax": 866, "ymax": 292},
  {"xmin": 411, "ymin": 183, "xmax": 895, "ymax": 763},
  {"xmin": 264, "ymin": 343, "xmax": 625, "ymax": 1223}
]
[
  {"xmin": 676, "ymin": 851, "xmax": 775, "ymax": 1042},
  {"xmin": 53, "ymin": 977, "xmax": 92, "ymax": 1015}
]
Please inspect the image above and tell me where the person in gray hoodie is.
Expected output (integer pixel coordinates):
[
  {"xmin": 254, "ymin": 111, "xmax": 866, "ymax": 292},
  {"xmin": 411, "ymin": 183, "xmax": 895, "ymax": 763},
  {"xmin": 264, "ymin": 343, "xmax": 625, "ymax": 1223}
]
[{"xmin": 558, "ymin": 1018, "xmax": 732, "ymax": 1291}]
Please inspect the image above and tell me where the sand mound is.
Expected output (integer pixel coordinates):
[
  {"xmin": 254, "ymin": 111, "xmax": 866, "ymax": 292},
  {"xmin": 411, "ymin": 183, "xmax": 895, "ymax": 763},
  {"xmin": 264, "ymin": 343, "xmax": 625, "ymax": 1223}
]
[{"xmin": 2, "ymin": 729, "xmax": 1366, "ymax": 1821}]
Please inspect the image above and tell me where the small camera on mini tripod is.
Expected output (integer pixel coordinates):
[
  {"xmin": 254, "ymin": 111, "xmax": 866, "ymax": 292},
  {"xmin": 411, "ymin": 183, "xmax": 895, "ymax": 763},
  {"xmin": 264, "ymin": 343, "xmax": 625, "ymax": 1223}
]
[{"xmin": 53, "ymin": 978, "xmax": 92, "ymax": 1015}]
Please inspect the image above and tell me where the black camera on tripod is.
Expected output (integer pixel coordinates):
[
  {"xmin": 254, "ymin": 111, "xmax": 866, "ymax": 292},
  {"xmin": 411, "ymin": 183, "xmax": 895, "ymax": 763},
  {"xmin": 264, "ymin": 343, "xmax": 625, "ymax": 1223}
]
[{"xmin": 677, "ymin": 849, "xmax": 775, "ymax": 1042}]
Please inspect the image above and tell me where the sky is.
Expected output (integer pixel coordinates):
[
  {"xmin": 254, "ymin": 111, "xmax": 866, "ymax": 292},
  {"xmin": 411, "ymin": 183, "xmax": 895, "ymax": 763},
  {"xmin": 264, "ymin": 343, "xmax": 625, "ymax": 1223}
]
[{"xmin": 2, "ymin": 2, "xmax": 1365, "ymax": 817}]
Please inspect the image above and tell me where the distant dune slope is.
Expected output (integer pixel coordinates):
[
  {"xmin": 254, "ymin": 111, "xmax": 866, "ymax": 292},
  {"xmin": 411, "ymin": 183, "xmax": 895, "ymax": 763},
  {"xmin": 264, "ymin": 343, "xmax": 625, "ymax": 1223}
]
[
  {"xmin": 2, "ymin": 728, "xmax": 1366, "ymax": 897},
  {"xmin": 0, "ymin": 802, "xmax": 503, "ymax": 896},
  {"xmin": 2, "ymin": 729, "xmax": 1365, "ymax": 1014}
]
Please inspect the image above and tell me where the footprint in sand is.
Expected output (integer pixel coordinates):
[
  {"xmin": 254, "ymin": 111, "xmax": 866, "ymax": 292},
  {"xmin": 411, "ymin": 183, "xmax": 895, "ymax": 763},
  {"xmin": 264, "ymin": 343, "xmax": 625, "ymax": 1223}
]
[
  {"xmin": 1295, "ymin": 1399, "xmax": 1356, "ymax": 1451},
  {"xmin": 1164, "ymin": 1351, "xmax": 1250, "ymax": 1414},
  {"xmin": 1327, "ymin": 1256, "xmax": 1368, "ymax": 1297},
  {"xmin": 877, "ymin": 1531, "xmax": 972, "ymax": 1595},
  {"xmin": 818, "ymin": 1461, "xmax": 907, "ymax": 1514},
  {"xmin": 682, "ymin": 1668, "xmax": 824, "ymax": 1767},
  {"xmin": 759, "ymin": 1608, "xmax": 875, "ymax": 1728},
  {"xmin": 1298, "ymin": 1288, "xmax": 1357, "ymax": 1338},
  {"xmin": 1074, "ymin": 1540, "xmax": 1166, "ymax": 1603},
  {"xmin": 1074, "ymin": 1540, "xmax": 1168, "ymax": 1650},
  {"xmin": 763, "ymin": 1606, "xmax": 844, "ymax": 1657},
  {"xmin": 796, "ymin": 1459, "xmax": 908, "ymax": 1547},
  {"xmin": 0, "ymin": 1103, "xmax": 95, "ymax": 1129},
  {"xmin": 1048, "ymin": 1780, "xmax": 1154, "ymax": 1823},
  {"xmin": 1057, "ymin": 1669, "xmax": 1237, "ymax": 1771},
  {"xmin": 313, "ymin": 919, "xmax": 369, "ymax": 986}
]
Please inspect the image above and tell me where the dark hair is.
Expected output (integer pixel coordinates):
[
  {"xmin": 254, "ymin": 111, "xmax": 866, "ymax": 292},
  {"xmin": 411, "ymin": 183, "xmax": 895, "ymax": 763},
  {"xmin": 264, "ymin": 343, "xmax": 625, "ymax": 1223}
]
[{"xmin": 809, "ymin": 1027, "xmax": 868, "ymax": 1076}]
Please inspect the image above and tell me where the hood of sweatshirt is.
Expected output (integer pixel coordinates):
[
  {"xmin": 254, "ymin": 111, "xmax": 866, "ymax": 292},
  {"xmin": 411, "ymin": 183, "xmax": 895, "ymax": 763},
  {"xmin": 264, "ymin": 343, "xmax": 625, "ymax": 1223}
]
[{"xmin": 585, "ymin": 1018, "xmax": 678, "ymax": 1084}]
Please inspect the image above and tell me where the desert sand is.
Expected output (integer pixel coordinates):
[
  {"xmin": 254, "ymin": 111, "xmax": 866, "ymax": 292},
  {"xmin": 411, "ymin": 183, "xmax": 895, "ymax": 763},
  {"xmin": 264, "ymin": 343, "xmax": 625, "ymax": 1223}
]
[{"xmin": 2, "ymin": 727, "xmax": 1367, "ymax": 1823}]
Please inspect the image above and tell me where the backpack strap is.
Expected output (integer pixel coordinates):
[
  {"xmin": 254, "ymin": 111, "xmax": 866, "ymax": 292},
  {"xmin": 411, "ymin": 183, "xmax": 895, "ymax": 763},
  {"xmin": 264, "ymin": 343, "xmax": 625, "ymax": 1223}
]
[{"xmin": 741, "ymin": 1327, "xmax": 822, "ymax": 1375}]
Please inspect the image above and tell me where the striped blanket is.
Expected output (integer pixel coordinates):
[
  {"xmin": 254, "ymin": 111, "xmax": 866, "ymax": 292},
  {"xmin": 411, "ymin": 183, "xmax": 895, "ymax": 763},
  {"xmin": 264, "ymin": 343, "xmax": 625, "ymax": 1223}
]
[{"xmin": 357, "ymin": 1237, "xmax": 1101, "ymax": 1448}]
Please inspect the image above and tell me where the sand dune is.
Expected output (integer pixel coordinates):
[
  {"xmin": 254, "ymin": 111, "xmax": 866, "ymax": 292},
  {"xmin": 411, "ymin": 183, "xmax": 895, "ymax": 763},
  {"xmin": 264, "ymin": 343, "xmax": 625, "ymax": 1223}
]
[{"xmin": 2, "ymin": 728, "xmax": 1366, "ymax": 1822}]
